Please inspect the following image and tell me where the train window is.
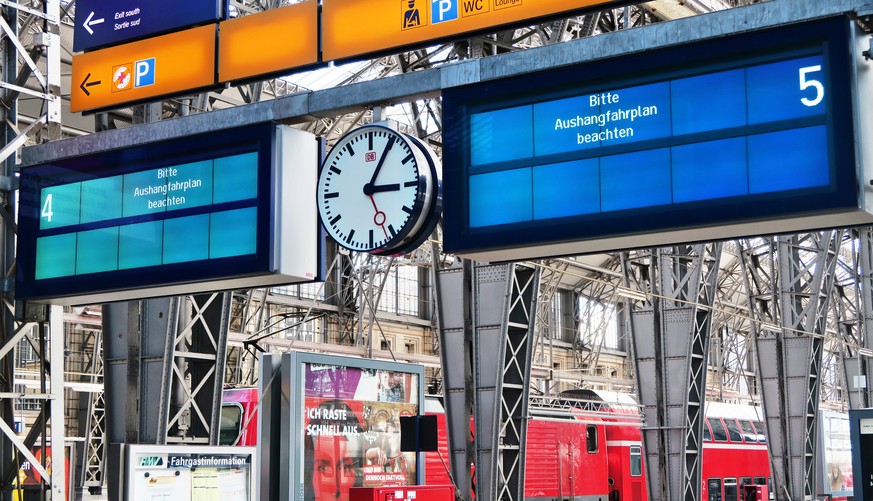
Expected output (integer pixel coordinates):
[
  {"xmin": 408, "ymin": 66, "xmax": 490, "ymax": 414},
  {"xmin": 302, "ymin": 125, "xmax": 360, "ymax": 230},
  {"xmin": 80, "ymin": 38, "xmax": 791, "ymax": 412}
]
[
  {"xmin": 725, "ymin": 478, "xmax": 738, "ymax": 501},
  {"xmin": 754, "ymin": 477, "xmax": 767, "ymax": 486},
  {"xmin": 739, "ymin": 420, "xmax": 758, "ymax": 442},
  {"xmin": 219, "ymin": 402, "xmax": 244, "ymax": 446},
  {"xmin": 752, "ymin": 421, "xmax": 767, "ymax": 443},
  {"xmin": 708, "ymin": 478, "xmax": 722, "ymax": 501},
  {"xmin": 586, "ymin": 424, "xmax": 598, "ymax": 453},
  {"xmin": 707, "ymin": 418, "xmax": 728, "ymax": 442},
  {"xmin": 630, "ymin": 445, "xmax": 643, "ymax": 477},
  {"xmin": 724, "ymin": 418, "xmax": 743, "ymax": 442},
  {"xmin": 703, "ymin": 421, "xmax": 712, "ymax": 442}
]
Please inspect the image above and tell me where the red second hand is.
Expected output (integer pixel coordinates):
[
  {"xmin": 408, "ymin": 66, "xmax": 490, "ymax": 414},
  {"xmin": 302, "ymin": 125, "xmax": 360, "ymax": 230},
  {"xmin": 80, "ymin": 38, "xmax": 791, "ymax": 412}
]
[{"xmin": 369, "ymin": 195, "xmax": 389, "ymax": 239}]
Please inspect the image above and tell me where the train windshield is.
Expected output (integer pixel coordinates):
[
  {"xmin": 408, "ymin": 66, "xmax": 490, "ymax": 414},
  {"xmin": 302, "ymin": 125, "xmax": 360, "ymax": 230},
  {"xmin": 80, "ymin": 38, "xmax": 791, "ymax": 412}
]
[{"xmin": 219, "ymin": 402, "xmax": 244, "ymax": 446}]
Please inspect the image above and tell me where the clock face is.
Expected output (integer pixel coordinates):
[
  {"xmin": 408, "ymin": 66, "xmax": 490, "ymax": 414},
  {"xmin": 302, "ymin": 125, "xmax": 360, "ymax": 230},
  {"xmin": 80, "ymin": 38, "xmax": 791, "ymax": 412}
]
[{"xmin": 317, "ymin": 124, "xmax": 434, "ymax": 253}]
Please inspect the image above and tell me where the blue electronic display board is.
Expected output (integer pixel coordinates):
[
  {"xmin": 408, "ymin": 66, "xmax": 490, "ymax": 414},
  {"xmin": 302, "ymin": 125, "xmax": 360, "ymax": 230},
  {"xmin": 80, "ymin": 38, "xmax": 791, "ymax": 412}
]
[
  {"xmin": 16, "ymin": 123, "xmax": 323, "ymax": 305},
  {"xmin": 442, "ymin": 17, "xmax": 864, "ymax": 261},
  {"xmin": 73, "ymin": 0, "xmax": 226, "ymax": 53}
]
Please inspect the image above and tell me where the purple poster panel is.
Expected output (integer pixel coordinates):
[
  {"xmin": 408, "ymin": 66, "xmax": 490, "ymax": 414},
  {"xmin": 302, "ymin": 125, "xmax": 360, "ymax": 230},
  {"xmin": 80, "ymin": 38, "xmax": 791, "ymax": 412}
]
[{"xmin": 302, "ymin": 363, "xmax": 419, "ymax": 501}]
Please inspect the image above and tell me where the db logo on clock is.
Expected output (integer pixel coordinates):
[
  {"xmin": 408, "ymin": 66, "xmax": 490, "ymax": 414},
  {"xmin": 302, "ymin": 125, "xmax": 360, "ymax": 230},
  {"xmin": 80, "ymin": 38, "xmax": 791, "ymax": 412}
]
[{"xmin": 365, "ymin": 151, "xmax": 377, "ymax": 162}]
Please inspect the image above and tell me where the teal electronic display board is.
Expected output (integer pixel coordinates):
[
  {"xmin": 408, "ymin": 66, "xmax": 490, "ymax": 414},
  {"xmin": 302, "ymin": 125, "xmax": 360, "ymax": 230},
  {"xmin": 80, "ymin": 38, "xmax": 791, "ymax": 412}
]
[
  {"xmin": 442, "ymin": 17, "xmax": 873, "ymax": 261},
  {"xmin": 17, "ymin": 124, "xmax": 322, "ymax": 305}
]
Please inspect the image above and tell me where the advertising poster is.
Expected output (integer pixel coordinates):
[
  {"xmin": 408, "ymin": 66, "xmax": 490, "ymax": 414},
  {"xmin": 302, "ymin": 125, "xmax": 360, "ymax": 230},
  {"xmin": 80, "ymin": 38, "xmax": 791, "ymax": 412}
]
[
  {"xmin": 302, "ymin": 362, "xmax": 419, "ymax": 501},
  {"xmin": 821, "ymin": 411, "xmax": 853, "ymax": 497}
]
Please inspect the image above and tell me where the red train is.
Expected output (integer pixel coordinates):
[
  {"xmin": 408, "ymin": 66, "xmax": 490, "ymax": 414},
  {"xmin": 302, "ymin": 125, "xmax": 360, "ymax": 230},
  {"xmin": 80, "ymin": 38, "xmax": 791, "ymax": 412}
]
[
  {"xmin": 221, "ymin": 388, "xmax": 771, "ymax": 501},
  {"xmin": 423, "ymin": 391, "xmax": 769, "ymax": 501}
]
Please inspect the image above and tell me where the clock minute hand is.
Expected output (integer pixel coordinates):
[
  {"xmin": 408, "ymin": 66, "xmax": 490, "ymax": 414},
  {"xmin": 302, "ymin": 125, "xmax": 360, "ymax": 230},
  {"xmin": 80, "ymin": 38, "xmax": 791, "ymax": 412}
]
[{"xmin": 364, "ymin": 135, "xmax": 396, "ymax": 194}]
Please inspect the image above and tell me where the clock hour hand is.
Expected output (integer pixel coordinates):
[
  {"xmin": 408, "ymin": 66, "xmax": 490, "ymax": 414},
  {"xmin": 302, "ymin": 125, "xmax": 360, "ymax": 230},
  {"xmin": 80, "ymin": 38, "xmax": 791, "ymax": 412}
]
[{"xmin": 363, "ymin": 183, "xmax": 400, "ymax": 195}]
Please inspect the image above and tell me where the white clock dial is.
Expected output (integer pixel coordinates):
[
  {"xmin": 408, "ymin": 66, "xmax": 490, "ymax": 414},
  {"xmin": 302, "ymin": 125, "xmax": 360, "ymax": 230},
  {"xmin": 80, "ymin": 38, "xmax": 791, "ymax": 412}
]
[{"xmin": 317, "ymin": 124, "xmax": 433, "ymax": 253}]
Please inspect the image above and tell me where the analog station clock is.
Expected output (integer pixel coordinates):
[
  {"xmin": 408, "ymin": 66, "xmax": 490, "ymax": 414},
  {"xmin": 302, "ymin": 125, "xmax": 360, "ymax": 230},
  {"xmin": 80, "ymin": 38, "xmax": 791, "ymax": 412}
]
[{"xmin": 316, "ymin": 123, "xmax": 441, "ymax": 255}]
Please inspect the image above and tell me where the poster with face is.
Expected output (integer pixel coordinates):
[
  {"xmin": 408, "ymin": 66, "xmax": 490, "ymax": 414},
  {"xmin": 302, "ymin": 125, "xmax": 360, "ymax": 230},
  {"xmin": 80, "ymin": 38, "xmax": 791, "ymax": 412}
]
[
  {"xmin": 821, "ymin": 411, "xmax": 853, "ymax": 496},
  {"xmin": 303, "ymin": 363, "xmax": 419, "ymax": 501}
]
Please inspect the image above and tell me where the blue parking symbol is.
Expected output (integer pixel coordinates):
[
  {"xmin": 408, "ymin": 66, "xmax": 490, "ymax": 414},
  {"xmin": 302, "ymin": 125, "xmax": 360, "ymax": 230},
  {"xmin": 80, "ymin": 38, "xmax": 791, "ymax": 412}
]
[
  {"xmin": 431, "ymin": 0, "xmax": 458, "ymax": 24},
  {"xmin": 134, "ymin": 58, "xmax": 155, "ymax": 88}
]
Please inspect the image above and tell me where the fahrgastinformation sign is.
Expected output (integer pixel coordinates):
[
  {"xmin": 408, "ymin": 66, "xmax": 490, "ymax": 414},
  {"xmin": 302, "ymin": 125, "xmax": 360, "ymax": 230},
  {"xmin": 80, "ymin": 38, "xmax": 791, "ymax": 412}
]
[
  {"xmin": 123, "ymin": 444, "xmax": 256, "ymax": 501},
  {"xmin": 16, "ymin": 123, "xmax": 322, "ymax": 305},
  {"xmin": 442, "ymin": 16, "xmax": 873, "ymax": 261}
]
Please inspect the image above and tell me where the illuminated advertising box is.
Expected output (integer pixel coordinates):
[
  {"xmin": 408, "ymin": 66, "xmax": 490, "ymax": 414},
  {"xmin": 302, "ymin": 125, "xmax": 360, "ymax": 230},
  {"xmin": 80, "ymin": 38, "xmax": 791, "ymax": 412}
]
[
  {"xmin": 276, "ymin": 352, "xmax": 425, "ymax": 501},
  {"xmin": 442, "ymin": 17, "xmax": 872, "ymax": 261},
  {"xmin": 16, "ymin": 123, "xmax": 322, "ymax": 305},
  {"xmin": 819, "ymin": 411, "xmax": 853, "ymax": 497}
]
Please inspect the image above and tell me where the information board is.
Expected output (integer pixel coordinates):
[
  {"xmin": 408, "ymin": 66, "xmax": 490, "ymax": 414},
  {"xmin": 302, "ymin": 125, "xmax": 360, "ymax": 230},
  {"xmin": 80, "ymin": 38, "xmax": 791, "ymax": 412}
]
[
  {"xmin": 16, "ymin": 124, "xmax": 322, "ymax": 305},
  {"xmin": 442, "ymin": 17, "xmax": 870, "ymax": 261},
  {"xmin": 125, "ymin": 444, "xmax": 256, "ymax": 501},
  {"xmin": 73, "ymin": 0, "xmax": 226, "ymax": 53},
  {"xmin": 322, "ymin": 0, "xmax": 622, "ymax": 61}
]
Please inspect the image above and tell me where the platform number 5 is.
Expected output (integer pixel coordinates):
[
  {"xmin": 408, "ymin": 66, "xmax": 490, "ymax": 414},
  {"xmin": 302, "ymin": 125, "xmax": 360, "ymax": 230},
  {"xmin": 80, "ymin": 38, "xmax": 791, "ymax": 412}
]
[{"xmin": 799, "ymin": 65, "xmax": 824, "ymax": 107}]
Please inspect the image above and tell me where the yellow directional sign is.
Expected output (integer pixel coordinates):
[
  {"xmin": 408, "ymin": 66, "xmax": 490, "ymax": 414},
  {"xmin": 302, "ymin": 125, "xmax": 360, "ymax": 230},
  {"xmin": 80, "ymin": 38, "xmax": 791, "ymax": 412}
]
[
  {"xmin": 71, "ymin": 25, "xmax": 217, "ymax": 113},
  {"xmin": 218, "ymin": 1, "xmax": 318, "ymax": 83},
  {"xmin": 322, "ymin": 0, "xmax": 620, "ymax": 61}
]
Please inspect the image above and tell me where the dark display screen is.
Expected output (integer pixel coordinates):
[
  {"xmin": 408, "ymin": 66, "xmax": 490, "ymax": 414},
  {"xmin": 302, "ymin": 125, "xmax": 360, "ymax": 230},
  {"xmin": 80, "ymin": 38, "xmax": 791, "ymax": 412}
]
[
  {"xmin": 442, "ymin": 17, "xmax": 858, "ymax": 259},
  {"xmin": 16, "ymin": 124, "xmax": 276, "ymax": 302}
]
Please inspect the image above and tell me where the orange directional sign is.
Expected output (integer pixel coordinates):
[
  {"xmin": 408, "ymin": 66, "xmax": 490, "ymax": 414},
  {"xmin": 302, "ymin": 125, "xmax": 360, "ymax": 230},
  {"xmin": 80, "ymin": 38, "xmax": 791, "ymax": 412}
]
[
  {"xmin": 322, "ymin": 0, "xmax": 620, "ymax": 61},
  {"xmin": 218, "ymin": 1, "xmax": 318, "ymax": 83},
  {"xmin": 71, "ymin": 25, "xmax": 217, "ymax": 113}
]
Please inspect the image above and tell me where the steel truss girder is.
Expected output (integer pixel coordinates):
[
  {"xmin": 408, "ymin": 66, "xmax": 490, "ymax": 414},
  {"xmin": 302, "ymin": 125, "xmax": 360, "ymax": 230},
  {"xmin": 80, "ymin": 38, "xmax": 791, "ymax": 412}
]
[
  {"xmin": 841, "ymin": 227, "xmax": 873, "ymax": 408},
  {"xmin": 738, "ymin": 232, "xmax": 842, "ymax": 501},
  {"xmin": 158, "ymin": 294, "xmax": 231, "ymax": 444},
  {"xmin": 79, "ymin": 330, "xmax": 106, "ymax": 492},
  {"xmin": 433, "ymin": 258, "xmax": 539, "ymax": 501},
  {"xmin": 622, "ymin": 244, "xmax": 721, "ymax": 501}
]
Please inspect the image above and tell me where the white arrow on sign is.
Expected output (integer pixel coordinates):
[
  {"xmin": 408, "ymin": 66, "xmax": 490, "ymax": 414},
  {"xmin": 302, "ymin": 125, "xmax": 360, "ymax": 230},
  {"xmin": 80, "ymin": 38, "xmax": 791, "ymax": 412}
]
[{"xmin": 83, "ymin": 11, "xmax": 105, "ymax": 35}]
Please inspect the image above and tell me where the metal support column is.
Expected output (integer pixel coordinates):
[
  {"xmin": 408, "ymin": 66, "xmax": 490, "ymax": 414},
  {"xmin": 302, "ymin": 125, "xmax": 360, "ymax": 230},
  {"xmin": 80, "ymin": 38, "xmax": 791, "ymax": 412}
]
[
  {"xmin": 78, "ymin": 329, "xmax": 106, "ymax": 496},
  {"xmin": 433, "ymin": 254, "xmax": 539, "ymax": 501},
  {"xmin": 841, "ymin": 227, "xmax": 873, "ymax": 408},
  {"xmin": 738, "ymin": 232, "xmax": 842, "ymax": 501},
  {"xmin": 158, "ymin": 293, "xmax": 231, "ymax": 444},
  {"xmin": 621, "ymin": 244, "xmax": 721, "ymax": 501}
]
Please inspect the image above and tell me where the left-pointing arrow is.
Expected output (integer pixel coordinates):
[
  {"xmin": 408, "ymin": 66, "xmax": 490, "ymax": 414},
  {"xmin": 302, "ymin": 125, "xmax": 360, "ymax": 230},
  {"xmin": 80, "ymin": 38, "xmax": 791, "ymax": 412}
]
[
  {"xmin": 83, "ymin": 11, "xmax": 105, "ymax": 36},
  {"xmin": 79, "ymin": 73, "xmax": 101, "ymax": 97}
]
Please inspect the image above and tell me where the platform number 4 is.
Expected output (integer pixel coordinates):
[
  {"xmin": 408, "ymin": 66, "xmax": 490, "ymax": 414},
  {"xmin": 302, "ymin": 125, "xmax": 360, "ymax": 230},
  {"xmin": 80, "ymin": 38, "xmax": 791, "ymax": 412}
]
[
  {"xmin": 799, "ymin": 65, "xmax": 824, "ymax": 107},
  {"xmin": 41, "ymin": 193, "xmax": 53, "ymax": 222}
]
